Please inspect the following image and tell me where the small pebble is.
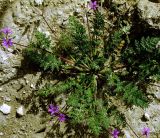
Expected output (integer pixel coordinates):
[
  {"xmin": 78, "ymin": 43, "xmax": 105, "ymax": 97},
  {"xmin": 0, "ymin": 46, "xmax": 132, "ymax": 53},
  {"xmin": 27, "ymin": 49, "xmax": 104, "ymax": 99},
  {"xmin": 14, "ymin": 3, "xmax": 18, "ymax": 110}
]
[
  {"xmin": 0, "ymin": 87, "xmax": 3, "ymax": 91},
  {"xmin": 35, "ymin": 0, "xmax": 43, "ymax": 5},
  {"xmin": 16, "ymin": 106, "xmax": 25, "ymax": 116},
  {"xmin": 0, "ymin": 103, "xmax": 11, "ymax": 115},
  {"xmin": 57, "ymin": 10, "xmax": 64, "ymax": 16},
  {"xmin": 144, "ymin": 113, "xmax": 150, "ymax": 121},
  {"xmin": 0, "ymin": 132, "xmax": 4, "ymax": 136},
  {"xmin": 7, "ymin": 48, "xmax": 14, "ymax": 53},
  {"xmin": 123, "ymin": 130, "xmax": 131, "ymax": 138},
  {"xmin": 26, "ymin": 80, "xmax": 29, "ymax": 84},
  {"xmin": 3, "ymin": 96, "xmax": 11, "ymax": 102},
  {"xmin": 30, "ymin": 84, "xmax": 35, "ymax": 89},
  {"xmin": 44, "ymin": 31, "xmax": 50, "ymax": 37}
]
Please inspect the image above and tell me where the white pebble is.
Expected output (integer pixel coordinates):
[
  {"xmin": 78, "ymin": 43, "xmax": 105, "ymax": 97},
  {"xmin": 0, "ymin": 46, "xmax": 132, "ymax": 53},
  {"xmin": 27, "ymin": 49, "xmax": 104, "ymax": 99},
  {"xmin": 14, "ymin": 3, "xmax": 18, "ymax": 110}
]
[
  {"xmin": 7, "ymin": 48, "xmax": 14, "ymax": 53},
  {"xmin": 35, "ymin": 0, "xmax": 43, "ymax": 5},
  {"xmin": 0, "ymin": 132, "xmax": 4, "ymax": 136},
  {"xmin": 144, "ymin": 113, "xmax": 150, "ymax": 120},
  {"xmin": 0, "ymin": 103, "xmax": 11, "ymax": 115},
  {"xmin": 3, "ymin": 96, "xmax": 11, "ymax": 102},
  {"xmin": 124, "ymin": 130, "xmax": 131, "ymax": 138},
  {"xmin": 30, "ymin": 84, "xmax": 35, "ymax": 89},
  {"xmin": 16, "ymin": 106, "xmax": 24, "ymax": 116},
  {"xmin": 57, "ymin": 10, "xmax": 64, "ymax": 16},
  {"xmin": 44, "ymin": 31, "xmax": 50, "ymax": 37},
  {"xmin": 26, "ymin": 80, "xmax": 29, "ymax": 84},
  {"xmin": 37, "ymin": 27, "xmax": 42, "ymax": 32}
]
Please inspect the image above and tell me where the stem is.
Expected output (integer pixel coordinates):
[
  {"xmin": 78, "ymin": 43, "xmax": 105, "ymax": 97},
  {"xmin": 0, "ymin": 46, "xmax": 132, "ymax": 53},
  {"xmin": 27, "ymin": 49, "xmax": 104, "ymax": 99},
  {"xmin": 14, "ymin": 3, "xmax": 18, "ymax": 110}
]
[
  {"xmin": 26, "ymin": 7, "xmax": 58, "ymax": 39},
  {"xmin": 85, "ymin": 12, "xmax": 93, "ymax": 58},
  {"xmin": 60, "ymin": 56, "xmax": 75, "ymax": 65},
  {"xmin": 85, "ymin": 11, "xmax": 91, "ymax": 42},
  {"xmin": 149, "ymin": 83, "xmax": 160, "ymax": 88},
  {"xmin": 100, "ymin": 0, "xmax": 103, "ymax": 13},
  {"xmin": 125, "ymin": 120, "xmax": 140, "ymax": 138},
  {"xmin": 13, "ymin": 42, "xmax": 27, "ymax": 48},
  {"xmin": 93, "ymin": 75, "xmax": 97, "ymax": 100},
  {"xmin": 41, "ymin": 15, "xmax": 55, "ymax": 34},
  {"xmin": 13, "ymin": 41, "xmax": 90, "ymax": 74}
]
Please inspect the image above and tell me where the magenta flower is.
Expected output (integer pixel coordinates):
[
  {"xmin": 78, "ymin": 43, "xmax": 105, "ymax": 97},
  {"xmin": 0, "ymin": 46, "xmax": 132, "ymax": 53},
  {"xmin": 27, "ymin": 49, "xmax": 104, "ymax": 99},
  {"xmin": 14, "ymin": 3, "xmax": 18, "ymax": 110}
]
[
  {"xmin": 0, "ymin": 27, "xmax": 12, "ymax": 35},
  {"xmin": 2, "ymin": 38, "xmax": 13, "ymax": 48},
  {"xmin": 89, "ymin": 1, "xmax": 98, "ymax": 10},
  {"xmin": 48, "ymin": 104, "xmax": 59, "ymax": 115},
  {"xmin": 58, "ymin": 113, "xmax": 66, "ymax": 122},
  {"xmin": 112, "ymin": 129, "xmax": 120, "ymax": 138},
  {"xmin": 142, "ymin": 127, "xmax": 150, "ymax": 138}
]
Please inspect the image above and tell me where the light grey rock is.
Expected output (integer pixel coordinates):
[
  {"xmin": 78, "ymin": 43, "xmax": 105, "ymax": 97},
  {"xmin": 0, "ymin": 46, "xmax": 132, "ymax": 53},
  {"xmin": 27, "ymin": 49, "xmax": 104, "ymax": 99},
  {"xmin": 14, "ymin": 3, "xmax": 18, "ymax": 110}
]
[
  {"xmin": 9, "ymin": 134, "xmax": 19, "ymax": 138},
  {"xmin": 0, "ymin": 0, "xmax": 14, "ymax": 17},
  {"xmin": 0, "ymin": 47, "xmax": 21, "ymax": 84},
  {"xmin": 124, "ymin": 102, "xmax": 160, "ymax": 136},
  {"xmin": 0, "ymin": 103, "xmax": 11, "ymax": 114},
  {"xmin": 123, "ymin": 130, "xmax": 131, "ymax": 138},
  {"xmin": 147, "ymin": 82, "xmax": 160, "ymax": 100},
  {"xmin": 16, "ymin": 106, "xmax": 25, "ymax": 116},
  {"xmin": 0, "ymin": 113, "xmax": 7, "ymax": 125},
  {"xmin": 137, "ymin": 0, "xmax": 160, "ymax": 29},
  {"xmin": 30, "ymin": 133, "xmax": 45, "ymax": 138},
  {"xmin": 155, "ymin": 91, "xmax": 160, "ymax": 100},
  {"xmin": 0, "ymin": 49, "xmax": 12, "ymax": 65}
]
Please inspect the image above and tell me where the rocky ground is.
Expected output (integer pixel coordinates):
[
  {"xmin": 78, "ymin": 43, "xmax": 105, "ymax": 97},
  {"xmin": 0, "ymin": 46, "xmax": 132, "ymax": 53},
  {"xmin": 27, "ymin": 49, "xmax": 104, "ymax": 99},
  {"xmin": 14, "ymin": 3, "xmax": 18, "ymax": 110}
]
[{"xmin": 0, "ymin": 0, "xmax": 160, "ymax": 137}]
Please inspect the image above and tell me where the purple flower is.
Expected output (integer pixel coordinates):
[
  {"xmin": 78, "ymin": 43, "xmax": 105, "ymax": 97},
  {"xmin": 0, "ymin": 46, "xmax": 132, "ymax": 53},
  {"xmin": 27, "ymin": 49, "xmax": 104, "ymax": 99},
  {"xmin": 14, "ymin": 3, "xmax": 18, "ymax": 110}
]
[
  {"xmin": 2, "ymin": 38, "xmax": 13, "ymax": 48},
  {"xmin": 89, "ymin": 1, "xmax": 98, "ymax": 10},
  {"xmin": 1, "ymin": 27, "xmax": 12, "ymax": 35},
  {"xmin": 142, "ymin": 127, "xmax": 150, "ymax": 138},
  {"xmin": 48, "ymin": 104, "xmax": 59, "ymax": 115},
  {"xmin": 58, "ymin": 113, "xmax": 66, "ymax": 122},
  {"xmin": 112, "ymin": 129, "xmax": 120, "ymax": 138}
]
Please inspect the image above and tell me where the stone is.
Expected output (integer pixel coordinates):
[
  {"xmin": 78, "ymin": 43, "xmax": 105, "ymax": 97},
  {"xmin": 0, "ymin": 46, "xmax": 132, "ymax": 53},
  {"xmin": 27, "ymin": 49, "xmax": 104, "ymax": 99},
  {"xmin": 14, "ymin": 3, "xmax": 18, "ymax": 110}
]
[
  {"xmin": 3, "ymin": 96, "xmax": 11, "ymax": 102},
  {"xmin": 0, "ymin": 132, "xmax": 4, "ymax": 136},
  {"xmin": 137, "ymin": 0, "xmax": 160, "ymax": 30},
  {"xmin": 7, "ymin": 48, "xmax": 14, "ymax": 53},
  {"xmin": 26, "ymin": 80, "xmax": 29, "ymax": 84},
  {"xmin": 144, "ymin": 112, "xmax": 150, "ymax": 121},
  {"xmin": 35, "ymin": 0, "xmax": 43, "ymax": 5},
  {"xmin": 16, "ymin": 106, "xmax": 25, "ymax": 116},
  {"xmin": 0, "ymin": 103, "xmax": 11, "ymax": 115},
  {"xmin": 124, "ymin": 102, "xmax": 160, "ymax": 136},
  {"xmin": 30, "ymin": 84, "xmax": 36, "ymax": 89}
]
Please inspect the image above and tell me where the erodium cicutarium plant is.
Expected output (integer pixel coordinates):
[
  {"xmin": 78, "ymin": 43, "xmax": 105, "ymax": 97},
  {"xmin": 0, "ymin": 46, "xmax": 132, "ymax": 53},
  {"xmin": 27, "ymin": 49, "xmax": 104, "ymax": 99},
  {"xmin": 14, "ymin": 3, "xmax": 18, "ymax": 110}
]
[{"xmin": 26, "ymin": 0, "xmax": 160, "ymax": 137}]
